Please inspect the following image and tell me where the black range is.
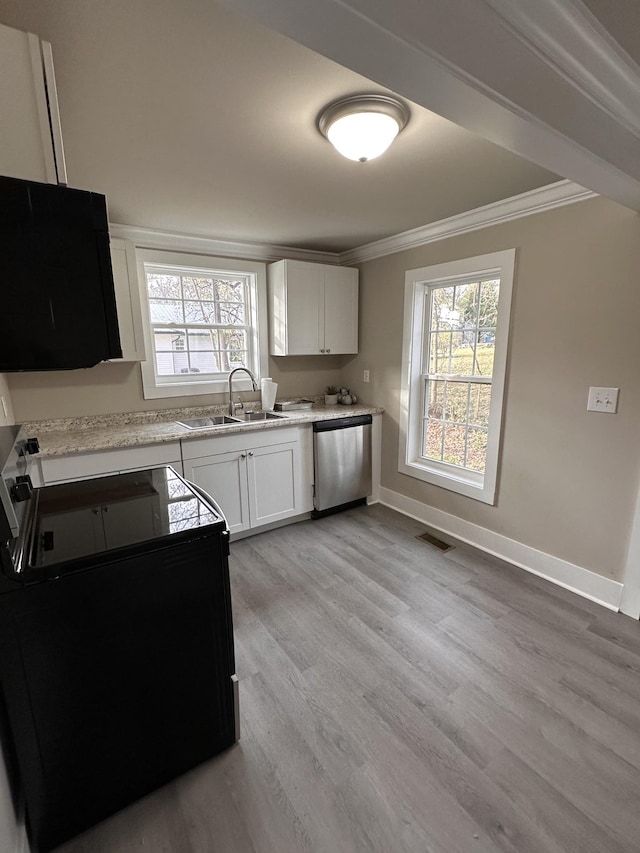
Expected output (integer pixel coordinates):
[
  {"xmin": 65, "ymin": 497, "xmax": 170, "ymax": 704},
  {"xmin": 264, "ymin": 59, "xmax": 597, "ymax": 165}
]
[{"xmin": 0, "ymin": 425, "xmax": 239, "ymax": 852}]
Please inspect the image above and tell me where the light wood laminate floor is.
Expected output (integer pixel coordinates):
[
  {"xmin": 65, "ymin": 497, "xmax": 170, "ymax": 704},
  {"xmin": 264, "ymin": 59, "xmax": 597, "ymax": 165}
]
[{"xmin": 56, "ymin": 504, "xmax": 640, "ymax": 852}]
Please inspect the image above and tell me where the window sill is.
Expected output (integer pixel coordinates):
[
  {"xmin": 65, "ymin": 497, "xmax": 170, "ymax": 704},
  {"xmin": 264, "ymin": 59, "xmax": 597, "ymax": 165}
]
[
  {"xmin": 140, "ymin": 373, "xmax": 257, "ymax": 401},
  {"xmin": 399, "ymin": 457, "xmax": 495, "ymax": 505}
]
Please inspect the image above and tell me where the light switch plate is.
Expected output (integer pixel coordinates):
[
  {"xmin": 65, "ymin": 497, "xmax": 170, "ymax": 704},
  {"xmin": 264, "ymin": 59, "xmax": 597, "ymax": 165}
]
[
  {"xmin": 363, "ymin": 370, "xmax": 370, "ymax": 383},
  {"xmin": 587, "ymin": 386, "xmax": 619, "ymax": 413}
]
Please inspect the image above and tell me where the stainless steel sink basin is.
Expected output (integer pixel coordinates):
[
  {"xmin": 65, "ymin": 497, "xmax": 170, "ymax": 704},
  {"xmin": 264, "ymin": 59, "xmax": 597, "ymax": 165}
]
[
  {"xmin": 175, "ymin": 416, "xmax": 242, "ymax": 430},
  {"xmin": 241, "ymin": 411, "xmax": 287, "ymax": 421}
]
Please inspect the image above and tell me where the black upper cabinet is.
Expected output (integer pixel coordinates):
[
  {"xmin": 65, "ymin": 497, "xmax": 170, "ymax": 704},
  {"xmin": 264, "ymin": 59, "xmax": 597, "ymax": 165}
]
[{"xmin": 0, "ymin": 175, "xmax": 122, "ymax": 371}]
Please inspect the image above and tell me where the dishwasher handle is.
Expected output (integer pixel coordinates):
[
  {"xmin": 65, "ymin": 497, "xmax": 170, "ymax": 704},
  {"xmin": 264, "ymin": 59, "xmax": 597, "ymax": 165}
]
[{"xmin": 313, "ymin": 414, "xmax": 372, "ymax": 432}]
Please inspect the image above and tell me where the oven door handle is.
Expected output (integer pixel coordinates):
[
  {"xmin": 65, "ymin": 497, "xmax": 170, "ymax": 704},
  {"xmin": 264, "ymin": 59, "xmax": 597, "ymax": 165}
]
[{"xmin": 185, "ymin": 479, "xmax": 230, "ymax": 537}]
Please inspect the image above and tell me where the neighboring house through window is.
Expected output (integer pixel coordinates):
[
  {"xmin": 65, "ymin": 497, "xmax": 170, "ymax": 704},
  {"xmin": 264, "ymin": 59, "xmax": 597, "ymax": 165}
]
[
  {"xmin": 399, "ymin": 249, "xmax": 515, "ymax": 504},
  {"xmin": 136, "ymin": 249, "xmax": 268, "ymax": 399}
]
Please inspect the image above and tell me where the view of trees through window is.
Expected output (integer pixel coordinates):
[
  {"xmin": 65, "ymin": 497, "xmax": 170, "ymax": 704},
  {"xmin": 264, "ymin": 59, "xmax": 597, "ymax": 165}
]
[
  {"xmin": 144, "ymin": 267, "xmax": 251, "ymax": 378},
  {"xmin": 423, "ymin": 278, "xmax": 499, "ymax": 472}
]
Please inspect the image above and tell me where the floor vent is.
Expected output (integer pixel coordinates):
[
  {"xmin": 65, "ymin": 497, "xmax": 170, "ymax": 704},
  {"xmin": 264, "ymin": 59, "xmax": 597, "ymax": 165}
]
[{"xmin": 415, "ymin": 531, "xmax": 452, "ymax": 552}]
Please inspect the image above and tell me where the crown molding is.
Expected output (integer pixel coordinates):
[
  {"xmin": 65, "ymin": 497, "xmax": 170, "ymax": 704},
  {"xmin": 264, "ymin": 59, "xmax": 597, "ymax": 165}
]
[
  {"xmin": 108, "ymin": 223, "xmax": 340, "ymax": 265},
  {"xmin": 481, "ymin": 0, "xmax": 640, "ymax": 140},
  {"xmin": 339, "ymin": 180, "xmax": 596, "ymax": 265},
  {"xmin": 111, "ymin": 181, "xmax": 596, "ymax": 268}
]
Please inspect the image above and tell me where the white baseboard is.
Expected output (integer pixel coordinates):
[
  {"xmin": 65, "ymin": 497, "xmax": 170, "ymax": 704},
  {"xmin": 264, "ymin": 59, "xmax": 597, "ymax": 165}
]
[{"xmin": 379, "ymin": 487, "xmax": 623, "ymax": 612}]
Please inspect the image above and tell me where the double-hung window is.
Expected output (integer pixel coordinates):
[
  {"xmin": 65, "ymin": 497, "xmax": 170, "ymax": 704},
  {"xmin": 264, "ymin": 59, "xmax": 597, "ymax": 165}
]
[
  {"xmin": 399, "ymin": 249, "xmax": 515, "ymax": 504},
  {"xmin": 136, "ymin": 249, "xmax": 268, "ymax": 399}
]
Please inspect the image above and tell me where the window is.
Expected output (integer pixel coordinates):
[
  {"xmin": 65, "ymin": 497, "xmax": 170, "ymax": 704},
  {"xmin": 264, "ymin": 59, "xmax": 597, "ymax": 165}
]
[
  {"xmin": 399, "ymin": 249, "xmax": 515, "ymax": 504},
  {"xmin": 136, "ymin": 250, "xmax": 268, "ymax": 400}
]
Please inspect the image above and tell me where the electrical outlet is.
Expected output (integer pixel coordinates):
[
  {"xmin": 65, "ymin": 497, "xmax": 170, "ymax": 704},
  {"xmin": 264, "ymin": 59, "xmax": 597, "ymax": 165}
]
[
  {"xmin": 363, "ymin": 370, "xmax": 370, "ymax": 383},
  {"xmin": 587, "ymin": 386, "xmax": 619, "ymax": 413}
]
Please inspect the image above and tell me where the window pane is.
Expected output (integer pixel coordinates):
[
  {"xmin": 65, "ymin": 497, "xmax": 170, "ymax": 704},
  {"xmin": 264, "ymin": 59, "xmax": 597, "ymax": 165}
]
[
  {"xmin": 219, "ymin": 328, "xmax": 246, "ymax": 350},
  {"xmin": 218, "ymin": 329, "xmax": 248, "ymax": 372},
  {"xmin": 429, "ymin": 331, "xmax": 452, "ymax": 373},
  {"xmin": 184, "ymin": 300, "xmax": 218, "ymax": 324},
  {"xmin": 216, "ymin": 279, "xmax": 245, "ymax": 302},
  {"xmin": 469, "ymin": 384, "xmax": 491, "ymax": 427},
  {"xmin": 478, "ymin": 280, "xmax": 499, "ymax": 329},
  {"xmin": 153, "ymin": 328, "xmax": 185, "ymax": 352},
  {"xmin": 443, "ymin": 423, "xmax": 467, "ymax": 467},
  {"xmin": 424, "ymin": 418, "xmax": 443, "ymax": 461},
  {"xmin": 430, "ymin": 286, "xmax": 455, "ymax": 331},
  {"xmin": 473, "ymin": 342, "xmax": 495, "ymax": 376},
  {"xmin": 466, "ymin": 427, "xmax": 488, "ymax": 472},
  {"xmin": 187, "ymin": 329, "xmax": 217, "ymax": 350},
  {"xmin": 149, "ymin": 299, "xmax": 183, "ymax": 323},
  {"xmin": 426, "ymin": 379, "xmax": 445, "ymax": 419},
  {"xmin": 182, "ymin": 276, "xmax": 214, "ymax": 301},
  {"xmin": 189, "ymin": 351, "xmax": 218, "ymax": 373},
  {"xmin": 155, "ymin": 348, "xmax": 190, "ymax": 376},
  {"xmin": 454, "ymin": 281, "xmax": 480, "ymax": 328},
  {"xmin": 146, "ymin": 274, "xmax": 181, "ymax": 299},
  {"xmin": 218, "ymin": 302, "xmax": 246, "ymax": 325},
  {"xmin": 444, "ymin": 381, "xmax": 469, "ymax": 423},
  {"xmin": 449, "ymin": 332, "xmax": 474, "ymax": 375}
]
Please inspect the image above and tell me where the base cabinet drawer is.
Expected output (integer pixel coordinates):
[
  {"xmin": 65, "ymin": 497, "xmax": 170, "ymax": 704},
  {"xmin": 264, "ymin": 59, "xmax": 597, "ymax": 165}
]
[{"xmin": 39, "ymin": 442, "xmax": 183, "ymax": 484}]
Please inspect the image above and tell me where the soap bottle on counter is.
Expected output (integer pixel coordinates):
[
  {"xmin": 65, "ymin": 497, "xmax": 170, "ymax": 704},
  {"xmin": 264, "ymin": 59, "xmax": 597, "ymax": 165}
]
[{"xmin": 260, "ymin": 377, "xmax": 278, "ymax": 411}]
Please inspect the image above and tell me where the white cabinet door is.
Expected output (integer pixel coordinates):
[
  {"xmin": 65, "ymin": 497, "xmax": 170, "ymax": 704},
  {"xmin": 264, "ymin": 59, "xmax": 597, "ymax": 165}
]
[
  {"xmin": 268, "ymin": 259, "xmax": 358, "ymax": 355},
  {"xmin": 0, "ymin": 23, "xmax": 64, "ymax": 183},
  {"xmin": 183, "ymin": 451, "xmax": 250, "ymax": 536},
  {"xmin": 323, "ymin": 266, "xmax": 359, "ymax": 354},
  {"xmin": 282, "ymin": 261, "xmax": 323, "ymax": 355},
  {"xmin": 109, "ymin": 238, "xmax": 146, "ymax": 362},
  {"xmin": 247, "ymin": 441, "xmax": 300, "ymax": 527},
  {"xmin": 183, "ymin": 429, "xmax": 305, "ymax": 534}
]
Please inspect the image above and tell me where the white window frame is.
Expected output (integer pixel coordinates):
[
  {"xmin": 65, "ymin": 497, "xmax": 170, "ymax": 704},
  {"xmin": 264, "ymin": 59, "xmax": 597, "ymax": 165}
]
[
  {"xmin": 136, "ymin": 249, "xmax": 268, "ymax": 400},
  {"xmin": 398, "ymin": 249, "xmax": 515, "ymax": 505}
]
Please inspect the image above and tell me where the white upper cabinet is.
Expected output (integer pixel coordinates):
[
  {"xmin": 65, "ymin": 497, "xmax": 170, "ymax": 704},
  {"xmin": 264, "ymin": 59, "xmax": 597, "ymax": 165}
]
[
  {"xmin": 109, "ymin": 238, "xmax": 146, "ymax": 362},
  {"xmin": 268, "ymin": 259, "xmax": 358, "ymax": 355},
  {"xmin": 0, "ymin": 22, "xmax": 66, "ymax": 184}
]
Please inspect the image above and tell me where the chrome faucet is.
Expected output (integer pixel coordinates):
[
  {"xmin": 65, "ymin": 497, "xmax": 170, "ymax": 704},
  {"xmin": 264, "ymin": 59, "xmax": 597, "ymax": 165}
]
[{"xmin": 228, "ymin": 367, "xmax": 258, "ymax": 416}]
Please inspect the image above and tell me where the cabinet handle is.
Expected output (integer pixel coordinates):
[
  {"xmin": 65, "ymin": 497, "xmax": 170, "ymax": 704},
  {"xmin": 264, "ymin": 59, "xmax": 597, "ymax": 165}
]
[
  {"xmin": 326, "ymin": 348, "xmax": 331, "ymax": 353},
  {"xmin": 320, "ymin": 348, "xmax": 325, "ymax": 353},
  {"xmin": 240, "ymin": 453, "xmax": 246, "ymax": 459},
  {"xmin": 91, "ymin": 508, "xmax": 100, "ymax": 515},
  {"xmin": 248, "ymin": 451, "xmax": 254, "ymax": 457}
]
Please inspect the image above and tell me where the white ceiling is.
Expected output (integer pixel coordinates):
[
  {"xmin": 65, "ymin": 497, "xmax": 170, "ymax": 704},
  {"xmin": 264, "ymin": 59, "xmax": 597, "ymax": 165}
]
[
  {"xmin": 232, "ymin": 0, "xmax": 640, "ymax": 210},
  {"xmin": 1, "ymin": 0, "xmax": 638, "ymax": 254}
]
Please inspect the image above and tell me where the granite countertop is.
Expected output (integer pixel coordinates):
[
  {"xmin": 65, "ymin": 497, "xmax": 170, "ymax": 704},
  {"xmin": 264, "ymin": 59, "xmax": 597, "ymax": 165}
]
[{"xmin": 24, "ymin": 401, "xmax": 383, "ymax": 458}]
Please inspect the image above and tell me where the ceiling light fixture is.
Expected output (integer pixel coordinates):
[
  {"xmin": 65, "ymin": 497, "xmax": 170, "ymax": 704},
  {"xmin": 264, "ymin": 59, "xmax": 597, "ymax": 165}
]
[{"xmin": 317, "ymin": 94, "xmax": 410, "ymax": 163}]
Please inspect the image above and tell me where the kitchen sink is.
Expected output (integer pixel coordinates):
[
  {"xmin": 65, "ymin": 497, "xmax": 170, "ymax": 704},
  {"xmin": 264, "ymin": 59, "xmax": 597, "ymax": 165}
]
[
  {"xmin": 240, "ymin": 411, "xmax": 287, "ymax": 421},
  {"xmin": 175, "ymin": 416, "xmax": 243, "ymax": 430}
]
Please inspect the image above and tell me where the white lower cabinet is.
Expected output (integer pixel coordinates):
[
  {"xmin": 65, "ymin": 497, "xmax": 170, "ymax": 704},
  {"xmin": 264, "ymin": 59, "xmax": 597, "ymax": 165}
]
[{"xmin": 182, "ymin": 427, "xmax": 310, "ymax": 536}]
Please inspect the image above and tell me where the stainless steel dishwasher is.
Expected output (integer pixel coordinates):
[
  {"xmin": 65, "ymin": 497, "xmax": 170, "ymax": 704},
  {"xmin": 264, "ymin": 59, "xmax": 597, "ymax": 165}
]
[{"xmin": 311, "ymin": 414, "xmax": 372, "ymax": 518}]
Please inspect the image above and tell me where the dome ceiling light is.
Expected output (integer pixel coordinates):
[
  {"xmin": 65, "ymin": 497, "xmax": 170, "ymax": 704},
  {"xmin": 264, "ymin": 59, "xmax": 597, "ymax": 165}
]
[{"xmin": 317, "ymin": 94, "xmax": 410, "ymax": 163}]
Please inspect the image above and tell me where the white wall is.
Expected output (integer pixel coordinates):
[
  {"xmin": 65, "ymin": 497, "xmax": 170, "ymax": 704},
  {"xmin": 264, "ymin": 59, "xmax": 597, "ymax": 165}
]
[{"xmin": 343, "ymin": 196, "xmax": 640, "ymax": 587}]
